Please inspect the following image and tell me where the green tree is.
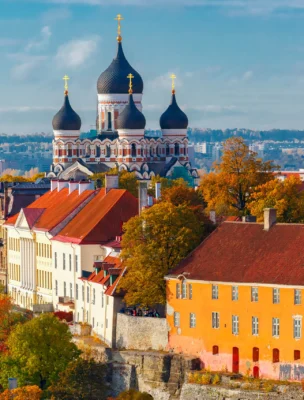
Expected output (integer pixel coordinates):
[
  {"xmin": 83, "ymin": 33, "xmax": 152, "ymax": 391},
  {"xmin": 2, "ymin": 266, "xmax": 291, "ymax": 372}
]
[
  {"xmin": 148, "ymin": 175, "xmax": 188, "ymax": 196},
  {"xmin": 0, "ymin": 314, "xmax": 80, "ymax": 390},
  {"xmin": 49, "ymin": 357, "xmax": 107, "ymax": 400},
  {"xmin": 118, "ymin": 202, "xmax": 204, "ymax": 305},
  {"xmin": 119, "ymin": 170, "xmax": 138, "ymax": 197},
  {"xmin": 200, "ymin": 137, "xmax": 277, "ymax": 216},
  {"xmin": 117, "ymin": 389, "xmax": 153, "ymax": 400},
  {"xmin": 247, "ymin": 176, "xmax": 304, "ymax": 222}
]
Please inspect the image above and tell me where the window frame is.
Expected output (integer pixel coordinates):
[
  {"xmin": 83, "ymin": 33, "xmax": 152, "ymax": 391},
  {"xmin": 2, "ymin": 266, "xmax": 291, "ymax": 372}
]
[
  {"xmin": 190, "ymin": 313, "xmax": 196, "ymax": 328},
  {"xmin": 295, "ymin": 289, "xmax": 301, "ymax": 305},
  {"xmin": 252, "ymin": 316, "xmax": 259, "ymax": 336},
  {"xmin": 232, "ymin": 315, "xmax": 239, "ymax": 335},
  {"xmin": 294, "ymin": 317, "xmax": 302, "ymax": 339},
  {"xmin": 181, "ymin": 281, "xmax": 187, "ymax": 299},
  {"xmin": 273, "ymin": 288, "xmax": 280, "ymax": 304},
  {"xmin": 212, "ymin": 312, "xmax": 220, "ymax": 329},
  {"xmin": 174, "ymin": 312, "xmax": 180, "ymax": 327},
  {"xmin": 232, "ymin": 285, "xmax": 238, "ymax": 301},
  {"xmin": 212, "ymin": 284, "xmax": 219, "ymax": 300},
  {"xmin": 251, "ymin": 287, "xmax": 258, "ymax": 302},
  {"xmin": 272, "ymin": 317, "xmax": 280, "ymax": 337}
]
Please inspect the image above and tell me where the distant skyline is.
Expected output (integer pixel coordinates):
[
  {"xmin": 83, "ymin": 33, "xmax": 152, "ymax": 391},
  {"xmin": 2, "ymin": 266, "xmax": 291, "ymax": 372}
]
[{"xmin": 1, "ymin": 0, "xmax": 304, "ymax": 133}]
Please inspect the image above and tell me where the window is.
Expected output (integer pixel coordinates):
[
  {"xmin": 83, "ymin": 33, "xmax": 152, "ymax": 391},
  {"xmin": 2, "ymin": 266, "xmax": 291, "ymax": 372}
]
[
  {"xmin": 189, "ymin": 284, "xmax": 193, "ymax": 300},
  {"xmin": 54, "ymin": 252, "xmax": 57, "ymax": 269},
  {"xmin": 212, "ymin": 312, "xmax": 219, "ymax": 329},
  {"xmin": 294, "ymin": 350, "xmax": 301, "ymax": 361},
  {"xmin": 92, "ymin": 317, "xmax": 95, "ymax": 328},
  {"xmin": 87, "ymin": 286, "xmax": 90, "ymax": 303},
  {"xmin": 106, "ymin": 145, "xmax": 111, "ymax": 158},
  {"xmin": 166, "ymin": 143, "xmax": 170, "ymax": 156},
  {"xmin": 251, "ymin": 287, "xmax": 258, "ymax": 302},
  {"xmin": 295, "ymin": 289, "xmax": 301, "ymax": 305},
  {"xmin": 232, "ymin": 286, "xmax": 238, "ymax": 301},
  {"xmin": 174, "ymin": 312, "xmax": 180, "ymax": 327},
  {"xmin": 176, "ymin": 283, "xmax": 181, "ymax": 299},
  {"xmin": 212, "ymin": 345, "xmax": 219, "ymax": 355},
  {"xmin": 232, "ymin": 315, "xmax": 239, "ymax": 335},
  {"xmin": 182, "ymin": 281, "xmax": 187, "ymax": 299},
  {"xmin": 253, "ymin": 347, "xmax": 259, "ymax": 362},
  {"xmin": 76, "ymin": 284, "xmax": 78, "ymax": 300},
  {"xmin": 190, "ymin": 313, "xmax": 196, "ymax": 328},
  {"xmin": 64, "ymin": 282, "xmax": 66, "ymax": 297},
  {"xmin": 212, "ymin": 285, "xmax": 218, "ymax": 300},
  {"xmin": 82, "ymin": 286, "xmax": 84, "ymax": 301},
  {"xmin": 101, "ymin": 292, "xmax": 104, "ymax": 308},
  {"xmin": 272, "ymin": 318, "xmax": 280, "ymax": 337},
  {"xmin": 55, "ymin": 280, "xmax": 58, "ymax": 296},
  {"xmin": 273, "ymin": 288, "xmax": 280, "ymax": 304},
  {"xmin": 131, "ymin": 143, "xmax": 136, "ymax": 158},
  {"xmin": 252, "ymin": 316, "xmax": 259, "ymax": 335},
  {"xmin": 174, "ymin": 143, "xmax": 180, "ymax": 156},
  {"xmin": 294, "ymin": 318, "xmax": 302, "ymax": 339},
  {"xmin": 86, "ymin": 311, "xmax": 89, "ymax": 322},
  {"xmin": 69, "ymin": 254, "xmax": 72, "ymax": 271},
  {"xmin": 273, "ymin": 348, "xmax": 280, "ymax": 363},
  {"xmin": 63, "ymin": 253, "xmax": 66, "ymax": 270},
  {"xmin": 70, "ymin": 283, "xmax": 72, "ymax": 299},
  {"xmin": 107, "ymin": 111, "xmax": 112, "ymax": 130},
  {"xmin": 75, "ymin": 255, "xmax": 78, "ymax": 272},
  {"xmin": 93, "ymin": 288, "xmax": 96, "ymax": 305}
]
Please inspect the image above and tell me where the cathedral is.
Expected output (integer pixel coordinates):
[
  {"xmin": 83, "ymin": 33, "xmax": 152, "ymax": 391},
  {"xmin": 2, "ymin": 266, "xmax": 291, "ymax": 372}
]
[{"xmin": 48, "ymin": 15, "xmax": 198, "ymax": 182}]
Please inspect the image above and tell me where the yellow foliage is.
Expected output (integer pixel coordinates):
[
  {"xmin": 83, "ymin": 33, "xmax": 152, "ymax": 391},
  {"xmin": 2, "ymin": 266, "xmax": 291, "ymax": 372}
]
[
  {"xmin": 0, "ymin": 385, "xmax": 42, "ymax": 399},
  {"xmin": 200, "ymin": 137, "xmax": 276, "ymax": 216}
]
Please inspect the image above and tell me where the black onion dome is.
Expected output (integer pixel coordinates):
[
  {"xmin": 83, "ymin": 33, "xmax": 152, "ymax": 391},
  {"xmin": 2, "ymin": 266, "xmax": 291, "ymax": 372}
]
[
  {"xmin": 52, "ymin": 93, "xmax": 81, "ymax": 130},
  {"xmin": 116, "ymin": 94, "xmax": 146, "ymax": 130},
  {"xmin": 160, "ymin": 93, "xmax": 188, "ymax": 130},
  {"xmin": 97, "ymin": 42, "xmax": 143, "ymax": 94}
]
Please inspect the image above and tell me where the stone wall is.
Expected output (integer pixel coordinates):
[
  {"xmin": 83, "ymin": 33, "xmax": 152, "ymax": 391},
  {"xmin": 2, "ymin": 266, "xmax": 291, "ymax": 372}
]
[{"xmin": 115, "ymin": 313, "xmax": 169, "ymax": 351}]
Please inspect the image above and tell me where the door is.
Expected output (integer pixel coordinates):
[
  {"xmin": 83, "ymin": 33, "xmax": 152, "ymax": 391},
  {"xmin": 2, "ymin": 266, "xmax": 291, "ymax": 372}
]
[
  {"xmin": 232, "ymin": 347, "xmax": 239, "ymax": 373},
  {"xmin": 253, "ymin": 366, "xmax": 259, "ymax": 378}
]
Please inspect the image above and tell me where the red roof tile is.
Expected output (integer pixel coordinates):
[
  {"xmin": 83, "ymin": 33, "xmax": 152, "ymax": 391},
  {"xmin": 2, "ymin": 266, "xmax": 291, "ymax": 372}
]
[
  {"xmin": 52, "ymin": 189, "xmax": 138, "ymax": 244},
  {"xmin": 170, "ymin": 222, "xmax": 304, "ymax": 286}
]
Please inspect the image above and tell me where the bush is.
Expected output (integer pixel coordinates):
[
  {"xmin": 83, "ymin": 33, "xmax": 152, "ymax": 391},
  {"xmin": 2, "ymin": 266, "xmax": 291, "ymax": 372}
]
[
  {"xmin": 212, "ymin": 374, "xmax": 220, "ymax": 385},
  {"xmin": 200, "ymin": 373, "xmax": 212, "ymax": 385},
  {"xmin": 263, "ymin": 381, "xmax": 274, "ymax": 393},
  {"xmin": 117, "ymin": 389, "xmax": 153, "ymax": 399}
]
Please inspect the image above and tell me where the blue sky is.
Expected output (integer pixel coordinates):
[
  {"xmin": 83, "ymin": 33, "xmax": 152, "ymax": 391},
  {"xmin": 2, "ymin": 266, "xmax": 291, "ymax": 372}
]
[{"xmin": 1, "ymin": 0, "xmax": 304, "ymax": 133}]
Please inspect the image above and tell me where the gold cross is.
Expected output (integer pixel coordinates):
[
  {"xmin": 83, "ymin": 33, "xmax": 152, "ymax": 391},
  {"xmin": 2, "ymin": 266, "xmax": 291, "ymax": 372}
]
[
  {"xmin": 115, "ymin": 14, "xmax": 124, "ymax": 38},
  {"xmin": 127, "ymin": 73, "xmax": 134, "ymax": 94},
  {"xmin": 171, "ymin": 74, "xmax": 176, "ymax": 93},
  {"xmin": 63, "ymin": 75, "xmax": 70, "ymax": 93}
]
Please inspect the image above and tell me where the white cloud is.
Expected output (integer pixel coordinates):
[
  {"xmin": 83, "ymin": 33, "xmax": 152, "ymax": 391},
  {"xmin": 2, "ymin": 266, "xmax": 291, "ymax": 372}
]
[
  {"xmin": 0, "ymin": 106, "xmax": 57, "ymax": 113},
  {"xmin": 55, "ymin": 36, "xmax": 100, "ymax": 68},
  {"xmin": 146, "ymin": 72, "xmax": 182, "ymax": 91},
  {"xmin": 191, "ymin": 105, "xmax": 238, "ymax": 113},
  {"xmin": 10, "ymin": 55, "xmax": 47, "ymax": 80},
  {"xmin": 0, "ymin": 38, "xmax": 20, "ymax": 47},
  {"xmin": 243, "ymin": 70, "xmax": 253, "ymax": 80},
  {"xmin": 41, "ymin": 7, "xmax": 71, "ymax": 23},
  {"xmin": 25, "ymin": 26, "xmax": 52, "ymax": 52}
]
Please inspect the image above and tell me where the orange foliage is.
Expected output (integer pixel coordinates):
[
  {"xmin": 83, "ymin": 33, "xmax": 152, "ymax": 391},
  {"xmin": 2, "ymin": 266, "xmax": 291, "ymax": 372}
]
[
  {"xmin": 0, "ymin": 385, "xmax": 42, "ymax": 400},
  {"xmin": 0, "ymin": 295, "xmax": 13, "ymax": 341}
]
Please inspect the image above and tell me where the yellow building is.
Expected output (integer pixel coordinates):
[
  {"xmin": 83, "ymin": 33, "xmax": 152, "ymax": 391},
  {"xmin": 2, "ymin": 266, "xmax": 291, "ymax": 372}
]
[{"xmin": 166, "ymin": 209, "xmax": 304, "ymax": 381}]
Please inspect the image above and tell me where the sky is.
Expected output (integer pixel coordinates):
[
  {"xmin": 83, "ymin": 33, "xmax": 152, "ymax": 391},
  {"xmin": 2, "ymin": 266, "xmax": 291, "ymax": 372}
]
[{"xmin": 1, "ymin": 0, "xmax": 304, "ymax": 133}]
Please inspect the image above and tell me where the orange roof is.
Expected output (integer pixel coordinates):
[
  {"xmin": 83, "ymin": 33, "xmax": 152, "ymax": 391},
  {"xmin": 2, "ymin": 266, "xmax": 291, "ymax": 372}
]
[
  {"xmin": 52, "ymin": 189, "xmax": 138, "ymax": 244},
  {"xmin": 5, "ymin": 188, "xmax": 95, "ymax": 231}
]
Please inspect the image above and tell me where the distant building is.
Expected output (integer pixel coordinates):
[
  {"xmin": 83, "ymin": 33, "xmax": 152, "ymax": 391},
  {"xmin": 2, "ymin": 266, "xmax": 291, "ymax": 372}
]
[{"xmin": 166, "ymin": 209, "xmax": 304, "ymax": 381}]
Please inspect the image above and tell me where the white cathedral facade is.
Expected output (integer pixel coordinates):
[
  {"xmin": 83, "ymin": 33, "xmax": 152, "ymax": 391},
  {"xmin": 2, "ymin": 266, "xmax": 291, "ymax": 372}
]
[{"xmin": 48, "ymin": 18, "xmax": 198, "ymax": 182}]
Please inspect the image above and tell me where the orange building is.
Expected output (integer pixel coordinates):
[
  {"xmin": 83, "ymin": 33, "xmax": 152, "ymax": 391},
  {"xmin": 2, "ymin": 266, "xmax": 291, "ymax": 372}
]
[{"xmin": 166, "ymin": 209, "xmax": 304, "ymax": 381}]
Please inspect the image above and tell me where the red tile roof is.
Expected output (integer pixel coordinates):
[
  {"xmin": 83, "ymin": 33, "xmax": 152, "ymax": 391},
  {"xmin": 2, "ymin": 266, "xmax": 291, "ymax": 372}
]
[
  {"xmin": 52, "ymin": 189, "xmax": 138, "ymax": 244},
  {"xmin": 170, "ymin": 222, "xmax": 304, "ymax": 286},
  {"xmin": 5, "ymin": 188, "xmax": 95, "ymax": 231},
  {"xmin": 23, "ymin": 208, "xmax": 46, "ymax": 229}
]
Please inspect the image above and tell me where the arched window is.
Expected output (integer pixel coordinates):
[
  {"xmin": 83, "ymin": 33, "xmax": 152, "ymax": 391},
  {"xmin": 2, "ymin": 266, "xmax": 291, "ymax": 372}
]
[
  {"xmin": 106, "ymin": 145, "xmax": 111, "ymax": 158},
  {"xmin": 166, "ymin": 143, "xmax": 170, "ymax": 156},
  {"xmin": 174, "ymin": 143, "xmax": 180, "ymax": 156},
  {"xmin": 131, "ymin": 144, "xmax": 136, "ymax": 158},
  {"xmin": 67, "ymin": 144, "xmax": 72, "ymax": 157},
  {"xmin": 85, "ymin": 145, "xmax": 90, "ymax": 158},
  {"xmin": 76, "ymin": 146, "xmax": 79, "ymax": 157},
  {"xmin": 107, "ymin": 112, "xmax": 112, "ymax": 130},
  {"xmin": 212, "ymin": 345, "xmax": 219, "ymax": 355},
  {"xmin": 156, "ymin": 145, "xmax": 160, "ymax": 157},
  {"xmin": 141, "ymin": 146, "xmax": 144, "ymax": 157},
  {"xmin": 122, "ymin": 147, "xmax": 127, "ymax": 157},
  {"xmin": 96, "ymin": 145, "xmax": 101, "ymax": 158}
]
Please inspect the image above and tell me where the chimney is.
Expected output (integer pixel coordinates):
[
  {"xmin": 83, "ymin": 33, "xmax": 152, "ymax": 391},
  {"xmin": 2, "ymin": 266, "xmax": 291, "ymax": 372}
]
[
  {"xmin": 57, "ymin": 180, "xmax": 68, "ymax": 192},
  {"xmin": 50, "ymin": 179, "xmax": 58, "ymax": 192},
  {"xmin": 264, "ymin": 208, "xmax": 277, "ymax": 231},
  {"xmin": 209, "ymin": 210, "xmax": 216, "ymax": 224},
  {"xmin": 138, "ymin": 181, "xmax": 148, "ymax": 214},
  {"xmin": 242, "ymin": 215, "xmax": 257, "ymax": 223},
  {"xmin": 3, "ymin": 182, "xmax": 9, "ymax": 219},
  {"xmin": 155, "ymin": 182, "xmax": 161, "ymax": 200},
  {"xmin": 105, "ymin": 174, "xmax": 119, "ymax": 193},
  {"xmin": 78, "ymin": 180, "xmax": 94, "ymax": 195},
  {"xmin": 68, "ymin": 180, "xmax": 78, "ymax": 194}
]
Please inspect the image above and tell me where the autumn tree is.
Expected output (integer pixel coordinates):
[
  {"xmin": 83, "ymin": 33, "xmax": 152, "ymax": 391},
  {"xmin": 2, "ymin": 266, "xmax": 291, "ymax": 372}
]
[
  {"xmin": 0, "ymin": 295, "xmax": 26, "ymax": 343},
  {"xmin": 49, "ymin": 357, "xmax": 107, "ymax": 400},
  {"xmin": 247, "ymin": 176, "xmax": 304, "ymax": 222},
  {"xmin": 200, "ymin": 137, "xmax": 276, "ymax": 216},
  {"xmin": 148, "ymin": 175, "xmax": 188, "ymax": 196},
  {"xmin": 91, "ymin": 168, "xmax": 138, "ymax": 197},
  {"xmin": 118, "ymin": 202, "xmax": 204, "ymax": 305},
  {"xmin": 0, "ymin": 385, "xmax": 42, "ymax": 400},
  {"xmin": 0, "ymin": 314, "xmax": 80, "ymax": 390},
  {"xmin": 117, "ymin": 389, "xmax": 153, "ymax": 400}
]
